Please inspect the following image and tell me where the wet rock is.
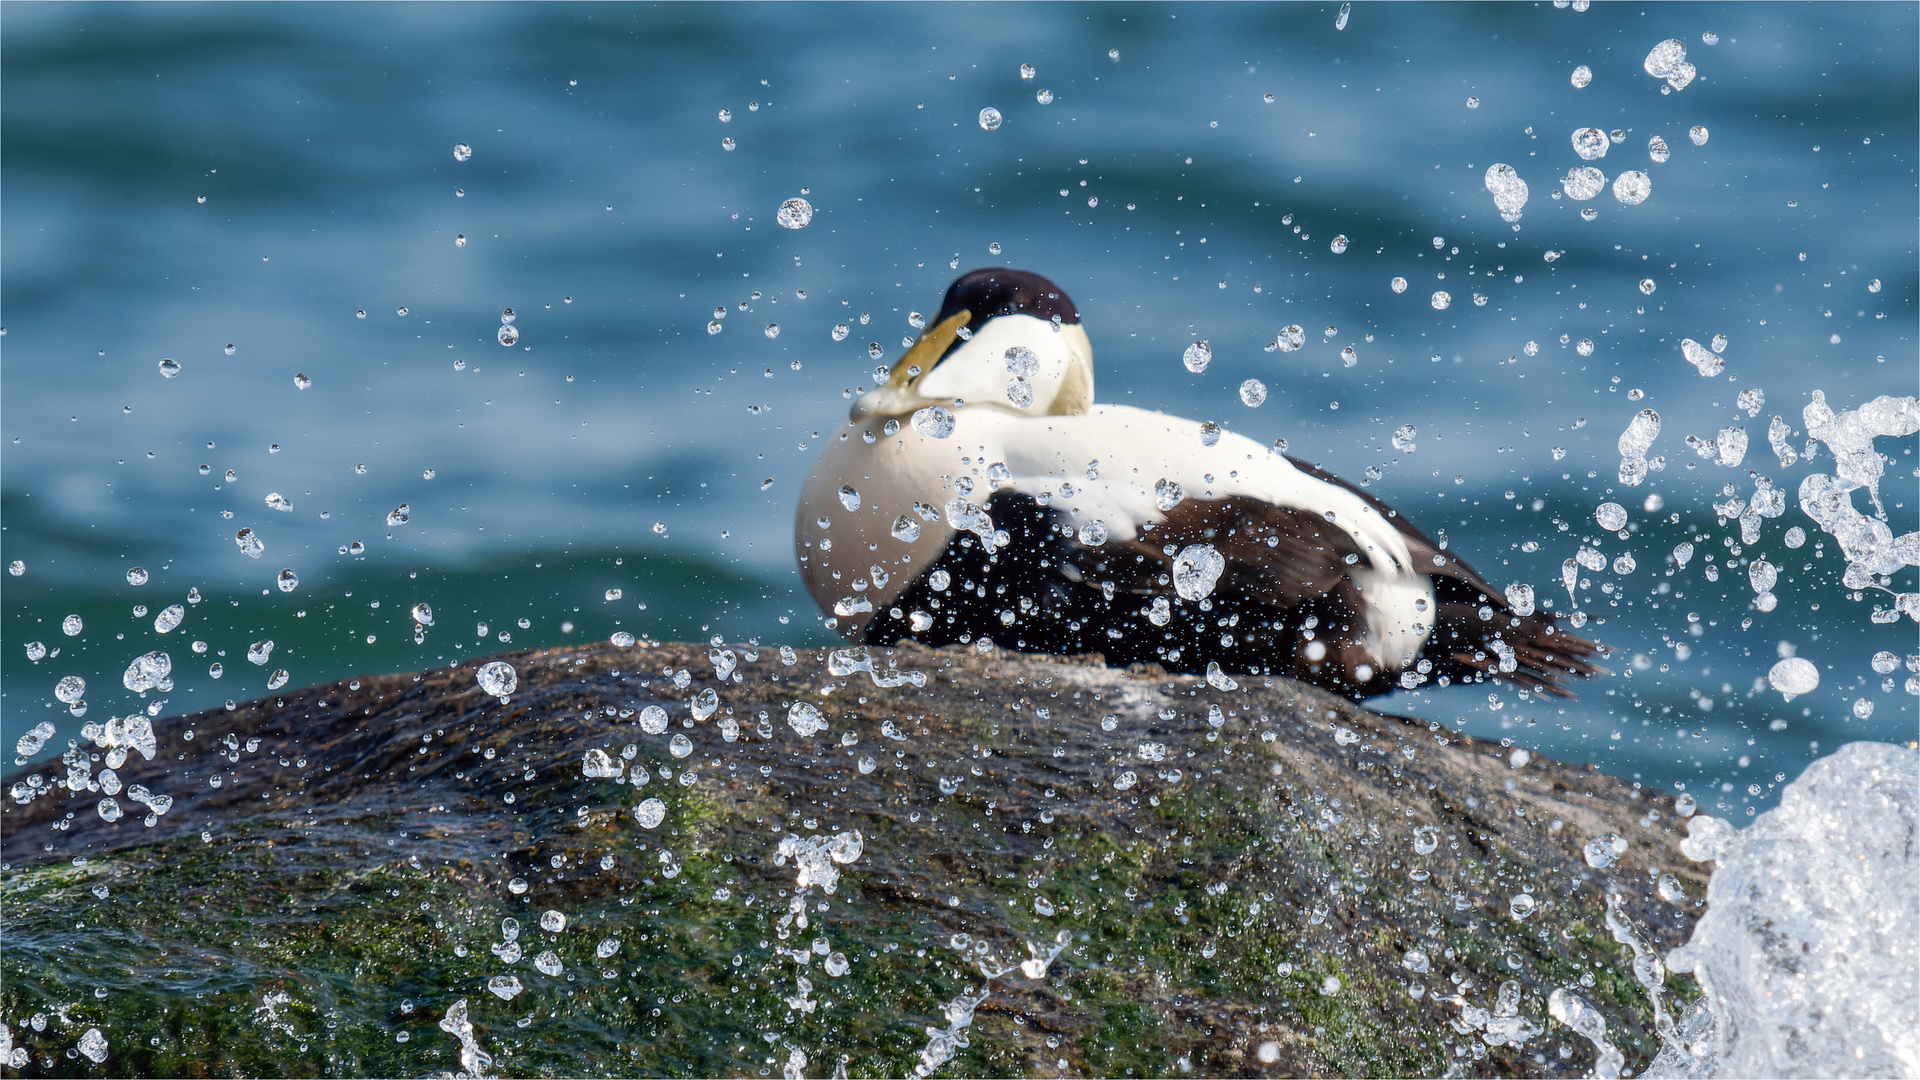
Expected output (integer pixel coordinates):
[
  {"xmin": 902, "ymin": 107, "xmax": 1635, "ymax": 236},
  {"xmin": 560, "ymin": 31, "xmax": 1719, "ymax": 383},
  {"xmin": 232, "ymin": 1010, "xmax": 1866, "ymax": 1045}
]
[{"xmin": 2, "ymin": 642, "xmax": 1703, "ymax": 1077}]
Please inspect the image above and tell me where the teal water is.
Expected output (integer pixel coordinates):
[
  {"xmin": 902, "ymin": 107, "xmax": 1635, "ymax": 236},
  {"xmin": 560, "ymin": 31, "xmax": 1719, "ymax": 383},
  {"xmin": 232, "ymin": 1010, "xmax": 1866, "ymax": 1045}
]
[{"xmin": 4, "ymin": 3, "xmax": 1914, "ymax": 815}]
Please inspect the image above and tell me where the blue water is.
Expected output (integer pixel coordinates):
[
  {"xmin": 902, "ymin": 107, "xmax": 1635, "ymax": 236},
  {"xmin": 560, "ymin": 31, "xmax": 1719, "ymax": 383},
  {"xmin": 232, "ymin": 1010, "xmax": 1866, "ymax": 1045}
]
[{"xmin": 5, "ymin": 3, "xmax": 1914, "ymax": 815}]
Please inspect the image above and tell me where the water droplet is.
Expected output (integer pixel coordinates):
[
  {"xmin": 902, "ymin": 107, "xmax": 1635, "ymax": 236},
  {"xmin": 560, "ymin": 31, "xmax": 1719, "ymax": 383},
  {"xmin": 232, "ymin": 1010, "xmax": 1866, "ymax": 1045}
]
[
  {"xmin": 1640, "ymin": 278, "xmax": 1658, "ymax": 295},
  {"xmin": 62, "ymin": 614, "xmax": 84, "ymax": 636},
  {"xmin": 1144, "ymin": 478, "xmax": 1185, "ymax": 514},
  {"xmin": 1412, "ymin": 825, "xmax": 1439, "ymax": 854},
  {"xmin": 55, "ymin": 675, "xmax": 86, "ymax": 704},
  {"xmin": 266, "ymin": 668, "xmax": 290, "ymax": 690},
  {"xmin": 1577, "ymin": 834, "xmax": 1631, "ymax": 873},
  {"xmin": 838, "ymin": 485, "xmax": 861, "ymax": 512},
  {"xmin": 1509, "ymin": 892, "xmax": 1537, "ymax": 919},
  {"xmin": 76, "ymin": 1029, "xmax": 108, "ymax": 1064},
  {"xmin": 497, "ymin": 324, "xmax": 520, "ymax": 347},
  {"xmin": 1334, "ymin": 2, "xmax": 1350, "ymax": 29},
  {"xmin": 1006, "ymin": 375, "xmax": 1034, "ymax": 408},
  {"xmin": 1570, "ymin": 64, "xmax": 1593, "ymax": 89},
  {"xmin": 1562, "ymin": 165, "xmax": 1606, "ymax": 201},
  {"xmin": 1576, "ymin": 338, "xmax": 1595, "ymax": 356},
  {"xmin": 476, "ymin": 660, "xmax": 517, "ymax": 698},
  {"xmin": 911, "ymin": 406, "xmax": 956, "ymax": 439},
  {"xmin": 1275, "ymin": 324, "xmax": 1305, "ymax": 352},
  {"xmin": 1182, "ymin": 341, "xmax": 1212, "ymax": 373},
  {"xmin": 788, "ymin": 701, "xmax": 829, "ymax": 737},
  {"xmin": 1239, "ymin": 379, "xmax": 1267, "ymax": 407},
  {"xmin": 776, "ymin": 197, "xmax": 814, "ymax": 230},
  {"xmin": 1612, "ymin": 170, "xmax": 1652, "ymax": 205},
  {"xmin": 1197, "ymin": 420, "xmax": 1221, "ymax": 447},
  {"xmin": 978, "ymin": 107, "xmax": 1003, "ymax": 131},
  {"xmin": 1680, "ymin": 338, "xmax": 1723, "ymax": 377},
  {"xmin": 276, "ymin": 568, "xmax": 298, "ymax": 593},
  {"xmin": 988, "ymin": 241, "xmax": 1002, "ymax": 255},
  {"xmin": 1656, "ymin": 874, "xmax": 1686, "ymax": 903},
  {"xmin": 122, "ymin": 650, "xmax": 172, "ymax": 693},
  {"xmin": 1020, "ymin": 63, "xmax": 1035, "ymax": 79},
  {"xmin": 1768, "ymin": 657, "xmax": 1819, "ymax": 698},
  {"xmin": 889, "ymin": 515, "xmax": 922, "ymax": 543},
  {"xmin": 126, "ymin": 567, "xmax": 150, "ymax": 586},
  {"xmin": 1430, "ymin": 291, "xmax": 1452, "ymax": 310},
  {"xmin": 1329, "ymin": 234, "xmax": 1350, "ymax": 254},
  {"xmin": 1172, "ymin": 543, "xmax": 1225, "ymax": 600},
  {"xmin": 763, "ymin": 323, "xmax": 780, "ymax": 339},
  {"xmin": 387, "ymin": 504, "xmax": 411, "ymax": 527},
  {"xmin": 1689, "ymin": 125, "xmax": 1709, "ymax": 146},
  {"xmin": 1643, "ymin": 37, "xmax": 1689, "ymax": 81},
  {"xmin": 1340, "ymin": 345, "xmax": 1359, "ymax": 367},
  {"xmin": 1036, "ymin": 88, "xmax": 1054, "ymax": 105},
  {"xmin": 721, "ymin": 137, "xmax": 736, "ymax": 151},
  {"xmin": 634, "ymin": 798, "xmax": 666, "ymax": 829},
  {"xmin": 453, "ymin": 144, "xmax": 472, "ymax": 162},
  {"xmin": 1484, "ymin": 163, "xmax": 1529, "ymax": 222},
  {"xmin": 1390, "ymin": 276, "xmax": 1408, "ymax": 294},
  {"xmin": 1505, "ymin": 583, "xmax": 1536, "ymax": 617},
  {"xmin": 158, "ymin": 358, "xmax": 181, "ymax": 378}
]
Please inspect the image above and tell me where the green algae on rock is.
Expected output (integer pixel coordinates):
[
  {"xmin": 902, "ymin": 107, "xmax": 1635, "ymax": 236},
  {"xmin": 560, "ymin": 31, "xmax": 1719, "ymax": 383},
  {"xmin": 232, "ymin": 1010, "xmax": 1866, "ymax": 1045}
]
[{"xmin": 2, "ymin": 641, "xmax": 1704, "ymax": 1077}]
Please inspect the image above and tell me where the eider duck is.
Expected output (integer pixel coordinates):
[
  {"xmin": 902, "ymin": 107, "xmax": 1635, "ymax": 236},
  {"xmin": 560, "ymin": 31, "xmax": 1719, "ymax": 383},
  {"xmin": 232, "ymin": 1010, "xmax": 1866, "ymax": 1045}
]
[{"xmin": 796, "ymin": 268, "xmax": 1604, "ymax": 699}]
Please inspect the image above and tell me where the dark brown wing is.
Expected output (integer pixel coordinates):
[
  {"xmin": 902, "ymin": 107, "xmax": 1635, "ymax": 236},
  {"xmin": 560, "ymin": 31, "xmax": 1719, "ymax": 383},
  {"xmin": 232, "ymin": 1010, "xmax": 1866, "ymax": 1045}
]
[{"xmin": 1282, "ymin": 457, "xmax": 1608, "ymax": 696}]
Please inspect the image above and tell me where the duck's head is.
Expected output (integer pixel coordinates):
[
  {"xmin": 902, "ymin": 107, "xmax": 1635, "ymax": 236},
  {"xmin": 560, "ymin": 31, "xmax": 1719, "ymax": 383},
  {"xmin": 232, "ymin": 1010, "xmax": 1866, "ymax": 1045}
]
[{"xmin": 851, "ymin": 268, "xmax": 1093, "ymax": 422}]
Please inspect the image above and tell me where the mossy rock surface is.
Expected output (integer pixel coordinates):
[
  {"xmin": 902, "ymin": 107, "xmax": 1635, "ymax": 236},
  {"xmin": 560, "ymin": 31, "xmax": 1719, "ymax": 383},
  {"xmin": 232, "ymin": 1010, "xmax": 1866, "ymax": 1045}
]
[{"xmin": 2, "ymin": 642, "xmax": 1704, "ymax": 1078}]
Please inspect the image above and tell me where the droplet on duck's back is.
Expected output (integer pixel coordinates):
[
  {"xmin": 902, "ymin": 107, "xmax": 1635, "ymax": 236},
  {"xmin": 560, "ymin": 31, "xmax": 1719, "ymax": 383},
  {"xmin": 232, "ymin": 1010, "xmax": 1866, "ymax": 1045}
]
[{"xmin": 1006, "ymin": 377, "xmax": 1034, "ymax": 408}]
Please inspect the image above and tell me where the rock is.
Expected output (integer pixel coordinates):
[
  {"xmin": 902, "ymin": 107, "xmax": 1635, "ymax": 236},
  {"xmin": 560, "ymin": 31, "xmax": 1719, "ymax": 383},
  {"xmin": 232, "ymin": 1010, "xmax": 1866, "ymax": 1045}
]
[{"xmin": 1, "ymin": 642, "xmax": 1704, "ymax": 1077}]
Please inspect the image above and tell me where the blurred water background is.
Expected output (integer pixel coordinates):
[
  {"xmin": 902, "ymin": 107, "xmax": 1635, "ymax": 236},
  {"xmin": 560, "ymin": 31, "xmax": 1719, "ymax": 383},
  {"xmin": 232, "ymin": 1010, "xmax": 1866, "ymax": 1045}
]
[{"xmin": 4, "ymin": 2, "xmax": 1913, "ymax": 816}]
